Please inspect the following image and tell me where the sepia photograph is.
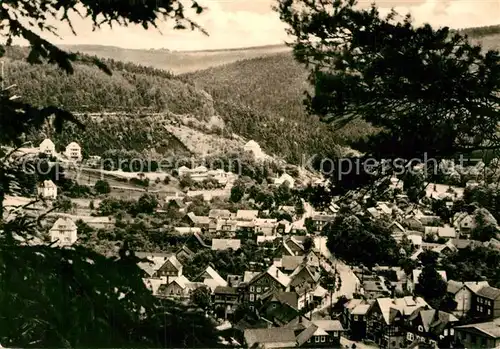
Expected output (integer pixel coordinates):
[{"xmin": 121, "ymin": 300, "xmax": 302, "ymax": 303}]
[{"xmin": 1, "ymin": 0, "xmax": 500, "ymax": 347}]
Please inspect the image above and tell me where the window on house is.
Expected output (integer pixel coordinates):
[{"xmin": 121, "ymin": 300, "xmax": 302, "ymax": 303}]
[
  {"xmin": 478, "ymin": 298, "xmax": 482, "ymax": 304},
  {"xmin": 249, "ymin": 294, "xmax": 254, "ymax": 301},
  {"xmin": 444, "ymin": 329, "xmax": 448, "ymax": 336},
  {"xmin": 250, "ymin": 286, "xmax": 254, "ymax": 292},
  {"xmin": 450, "ymin": 329, "xmax": 454, "ymax": 336},
  {"xmin": 407, "ymin": 333, "xmax": 414, "ymax": 341},
  {"xmin": 354, "ymin": 315, "xmax": 358, "ymax": 321},
  {"xmin": 307, "ymin": 339, "xmax": 311, "ymax": 343},
  {"xmin": 488, "ymin": 308, "xmax": 492, "ymax": 315},
  {"xmin": 256, "ymin": 287, "xmax": 261, "ymax": 293},
  {"xmin": 418, "ymin": 325, "xmax": 423, "ymax": 332},
  {"xmin": 315, "ymin": 336, "xmax": 320, "ymax": 343},
  {"xmin": 333, "ymin": 332, "xmax": 338, "ymax": 337},
  {"xmin": 321, "ymin": 336, "xmax": 326, "ymax": 342}
]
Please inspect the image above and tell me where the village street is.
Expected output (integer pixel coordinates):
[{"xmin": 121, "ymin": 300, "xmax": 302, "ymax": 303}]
[{"xmin": 314, "ymin": 237, "xmax": 359, "ymax": 312}]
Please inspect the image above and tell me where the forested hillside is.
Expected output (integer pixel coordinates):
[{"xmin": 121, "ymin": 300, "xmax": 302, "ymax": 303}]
[
  {"xmin": 183, "ymin": 53, "xmax": 377, "ymax": 163},
  {"xmin": 3, "ymin": 22, "xmax": 500, "ymax": 163},
  {"xmin": 2, "ymin": 47, "xmax": 365, "ymax": 163},
  {"xmin": 2, "ymin": 47, "xmax": 214, "ymax": 157}
]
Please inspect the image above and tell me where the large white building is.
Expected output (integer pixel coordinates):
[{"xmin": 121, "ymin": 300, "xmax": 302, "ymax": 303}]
[
  {"xmin": 49, "ymin": 217, "xmax": 78, "ymax": 247},
  {"xmin": 37, "ymin": 180, "xmax": 57, "ymax": 200},
  {"xmin": 65, "ymin": 142, "xmax": 82, "ymax": 162},
  {"xmin": 39, "ymin": 138, "xmax": 55, "ymax": 156}
]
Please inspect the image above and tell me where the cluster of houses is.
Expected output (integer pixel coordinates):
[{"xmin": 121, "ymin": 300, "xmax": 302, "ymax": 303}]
[
  {"xmin": 39, "ymin": 138, "xmax": 82, "ymax": 162},
  {"xmin": 178, "ymin": 165, "xmax": 237, "ymax": 186},
  {"xmin": 176, "ymin": 206, "xmax": 335, "ymax": 249},
  {"xmin": 138, "ymin": 197, "xmax": 500, "ymax": 349},
  {"xmin": 138, "ymin": 234, "xmax": 345, "ymax": 348},
  {"xmin": 20, "ymin": 143, "xmax": 500, "ymax": 348},
  {"xmin": 340, "ymin": 278, "xmax": 500, "ymax": 348},
  {"xmin": 365, "ymin": 200, "xmax": 500, "ymax": 260}
]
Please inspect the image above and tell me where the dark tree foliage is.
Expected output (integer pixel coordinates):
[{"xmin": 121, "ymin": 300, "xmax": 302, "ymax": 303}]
[
  {"xmin": 441, "ymin": 246, "xmax": 500, "ymax": 288},
  {"xmin": 416, "ymin": 253, "xmax": 447, "ymax": 309},
  {"xmin": 325, "ymin": 214, "xmax": 400, "ymax": 267},
  {"xmin": 94, "ymin": 179, "xmax": 111, "ymax": 195},
  {"xmin": 277, "ymin": 0, "xmax": 500, "ymax": 193},
  {"xmin": 0, "ymin": 0, "xmax": 221, "ymax": 348}
]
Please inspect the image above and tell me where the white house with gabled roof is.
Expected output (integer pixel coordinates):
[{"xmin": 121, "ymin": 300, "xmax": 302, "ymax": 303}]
[
  {"xmin": 37, "ymin": 180, "xmax": 57, "ymax": 199},
  {"xmin": 39, "ymin": 138, "xmax": 55, "ymax": 156},
  {"xmin": 49, "ymin": 217, "xmax": 78, "ymax": 246},
  {"xmin": 64, "ymin": 142, "xmax": 82, "ymax": 162}
]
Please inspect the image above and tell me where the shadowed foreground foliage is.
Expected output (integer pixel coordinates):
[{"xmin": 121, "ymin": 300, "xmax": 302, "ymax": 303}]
[
  {"xmin": 277, "ymin": 0, "xmax": 500, "ymax": 194},
  {"xmin": 0, "ymin": 244, "xmax": 219, "ymax": 347}
]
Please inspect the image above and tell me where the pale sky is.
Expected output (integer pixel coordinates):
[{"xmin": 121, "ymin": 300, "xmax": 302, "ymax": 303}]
[{"xmin": 11, "ymin": 0, "xmax": 500, "ymax": 51}]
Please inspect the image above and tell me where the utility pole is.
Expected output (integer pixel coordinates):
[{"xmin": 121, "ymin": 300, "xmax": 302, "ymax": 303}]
[{"xmin": 1, "ymin": 61, "xmax": 4, "ymax": 90}]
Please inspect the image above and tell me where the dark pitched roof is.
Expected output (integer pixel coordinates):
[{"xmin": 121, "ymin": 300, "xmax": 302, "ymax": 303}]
[
  {"xmin": 477, "ymin": 286, "xmax": 500, "ymax": 300},
  {"xmin": 176, "ymin": 245, "xmax": 194, "ymax": 257},
  {"xmin": 244, "ymin": 328, "xmax": 296, "ymax": 348},
  {"xmin": 214, "ymin": 286, "xmax": 238, "ymax": 295},
  {"xmin": 296, "ymin": 324, "xmax": 318, "ymax": 346}
]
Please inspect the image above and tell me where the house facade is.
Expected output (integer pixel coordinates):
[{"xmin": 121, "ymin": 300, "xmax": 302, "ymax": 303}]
[
  {"xmin": 342, "ymin": 299, "xmax": 371, "ymax": 341},
  {"xmin": 213, "ymin": 286, "xmax": 239, "ymax": 319},
  {"xmin": 154, "ymin": 255, "xmax": 183, "ymax": 278},
  {"xmin": 311, "ymin": 215, "xmax": 336, "ymax": 233},
  {"xmin": 366, "ymin": 297, "xmax": 429, "ymax": 349},
  {"xmin": 471, "ymin": 285, "xmax": 500, "ymax": 320},
  {"xmin": 157, "ymin": 276, "xmax": 199, "ymax": 299},
  {"xmin": 244, "ymin": 266, "xmax": 290, "ymax": 309},
  {"xmin": 39, "ymin": 138, "xmax": 55, "ymax": 156},
  {"xmin": 404, "ymin": 309, "xmax": 458, "ymax": 348},
  {"xmin": 49, "ymin": 217, "xmax": 78, "ymax": 246},
  {"xmin": 64, "ymin": 142, "xmax": 82, "ymax": 162},
  {"xmin": 454, "ymin": 318, "xmax": 500, "ymax": 348},
  {"xmin": 447, "ymin": 280, "xmax": 490, "ymax": 318},
  {"xmin": 37, "ymin": 180, "xmax": 57, "ymax": 199}
]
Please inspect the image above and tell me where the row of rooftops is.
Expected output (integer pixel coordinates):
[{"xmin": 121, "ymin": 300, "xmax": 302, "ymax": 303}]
[
  {"xmin": 447, "ymin": 280, "xmax": 500, "ymax": 300},
  {"xmin": 244, "ymin": 317, "xmax": 344, "ymax": 348}
]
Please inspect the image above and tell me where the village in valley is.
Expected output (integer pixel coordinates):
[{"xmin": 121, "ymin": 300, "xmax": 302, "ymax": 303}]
[{"xmin": 6, "ymin": 133, "xmax": 500, "ymax": 349}]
